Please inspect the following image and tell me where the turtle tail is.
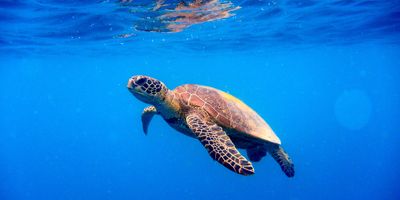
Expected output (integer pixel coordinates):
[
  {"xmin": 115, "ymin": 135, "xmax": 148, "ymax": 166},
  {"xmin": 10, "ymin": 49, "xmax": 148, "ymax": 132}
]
[
  {"xmin": 247, "ymin": 146, "xmax": 267, "ymax": 162},
  {"xmin": 270, "ymin": 145, "xmax": 295, "ymax": 177}
]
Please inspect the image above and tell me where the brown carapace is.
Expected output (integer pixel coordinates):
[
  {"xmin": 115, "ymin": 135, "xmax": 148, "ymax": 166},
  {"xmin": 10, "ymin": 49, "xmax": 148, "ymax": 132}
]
[{"xmin": 128, "ymin": 75, "xmax": 294, "ymax": 177}]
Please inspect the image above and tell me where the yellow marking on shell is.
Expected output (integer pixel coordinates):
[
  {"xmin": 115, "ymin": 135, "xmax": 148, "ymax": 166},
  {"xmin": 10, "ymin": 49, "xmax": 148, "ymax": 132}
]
[
  {"xmin": 213, "ymin": 87, "xmax": 281, "ymax": 145},
  {"xmin": 220, "ymin": 91, "xmax": 252, "ymax": 110}
]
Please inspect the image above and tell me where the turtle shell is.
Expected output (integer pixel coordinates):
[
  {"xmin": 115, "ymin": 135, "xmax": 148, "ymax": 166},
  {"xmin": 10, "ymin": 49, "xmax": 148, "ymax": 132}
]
[{"xmin": 173, "ymin": 84, "xmax": 281, "ymax": 144}]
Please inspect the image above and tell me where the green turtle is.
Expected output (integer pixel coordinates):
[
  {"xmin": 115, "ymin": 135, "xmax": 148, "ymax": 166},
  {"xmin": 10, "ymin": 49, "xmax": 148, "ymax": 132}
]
[{"xmin": 127, "ymin": 75, "xmax": 294, "ymax": 177}]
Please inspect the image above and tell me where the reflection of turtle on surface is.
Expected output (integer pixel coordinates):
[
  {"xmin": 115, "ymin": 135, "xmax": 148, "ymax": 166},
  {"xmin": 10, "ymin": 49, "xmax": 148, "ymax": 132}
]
[
  {"xmin": 127, "ymin": 75, "xmax": 295, "ymax": 177},
  {"xmin": 120, "ymin": 0, "xmax": 239, "ymax": 32}
]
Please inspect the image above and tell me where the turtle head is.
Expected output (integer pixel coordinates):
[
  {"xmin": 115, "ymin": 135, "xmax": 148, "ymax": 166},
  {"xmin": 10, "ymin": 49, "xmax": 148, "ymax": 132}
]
[{"xmin": 127, "ymin": 75, "xmax": 168, "ymax": 105}]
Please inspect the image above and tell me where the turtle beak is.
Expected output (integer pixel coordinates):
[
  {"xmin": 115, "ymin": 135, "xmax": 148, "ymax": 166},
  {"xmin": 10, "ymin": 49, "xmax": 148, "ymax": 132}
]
[
  {"xmin": 127, "ymin": 77, "xmax": 135, "ymax": 90},
  {"xmin": 127, "ymin": 77, "xmax": 141, "ymax": 94},
  {"xmin": 127, "ymin": 79, "xmax": 137, "ymax": 95},
  {"xmin": 127, "ymin": 76, "xmax": 146, "ymax": 95}
]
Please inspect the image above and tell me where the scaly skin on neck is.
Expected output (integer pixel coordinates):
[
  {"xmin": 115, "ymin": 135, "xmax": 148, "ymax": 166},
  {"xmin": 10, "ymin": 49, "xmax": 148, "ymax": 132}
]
[{"xmin": 155, "ymin": 89, "xmax": 182, "ymax": 120}]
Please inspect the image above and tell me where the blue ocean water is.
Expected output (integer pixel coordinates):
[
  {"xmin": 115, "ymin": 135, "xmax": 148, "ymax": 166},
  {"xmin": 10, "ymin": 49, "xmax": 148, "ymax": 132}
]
[{"xmin": 1, "ymin": 0, "xmax": 400, "ymax": 200}]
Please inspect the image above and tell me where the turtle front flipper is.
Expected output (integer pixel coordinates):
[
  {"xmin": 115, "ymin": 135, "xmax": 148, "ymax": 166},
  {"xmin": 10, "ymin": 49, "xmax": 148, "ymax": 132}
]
[
  {"xmin": 269, "ymin": 145, "xmax": 295, "ymax": 177},
  {"xmin": 186, "ymin": 113, "xmax": 255, "ymax": 176},
  {"xmin": 141, "ymin": 106, "xmax": 158, "ymax": 134}
]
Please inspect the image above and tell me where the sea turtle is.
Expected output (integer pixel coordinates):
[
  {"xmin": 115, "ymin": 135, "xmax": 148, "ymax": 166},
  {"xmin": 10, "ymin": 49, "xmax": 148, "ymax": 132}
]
[{"xmin": 127, "ymin": 75, "xmax": 294, "ymax": 177}]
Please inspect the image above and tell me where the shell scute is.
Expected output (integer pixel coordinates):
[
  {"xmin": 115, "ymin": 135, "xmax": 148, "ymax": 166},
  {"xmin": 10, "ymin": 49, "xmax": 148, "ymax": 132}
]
[
  {"xmin": 189, "ymin": 95, "xmax": 205, "ymax": 107},
  {"xmin": 186, "ymin": 84, "xmax": 198, "ymax": 93},
  {"xmin": 217, "ymin": 115, "xmax": 231, "ymax": 127},
  {"xmin": 180, "ymin": 92, "xmax": 190, "ymax": 104},
  {"xmin": 204, "ymin": 103, "xmax": 219, "ymax": 117},
  {"xmin": 175, "ymin": 86, "xmax": 186, "ymax": 93}
]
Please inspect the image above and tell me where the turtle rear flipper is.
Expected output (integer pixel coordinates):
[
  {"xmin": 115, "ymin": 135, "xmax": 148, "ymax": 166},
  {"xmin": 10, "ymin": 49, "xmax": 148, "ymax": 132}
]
[
  {"xmin": 269, "ymin": 145, "xmax": 295, "ymax": 177},
  {"xmin": 186, "ymin": 113, "xmax": 255, "ymax": 176}
]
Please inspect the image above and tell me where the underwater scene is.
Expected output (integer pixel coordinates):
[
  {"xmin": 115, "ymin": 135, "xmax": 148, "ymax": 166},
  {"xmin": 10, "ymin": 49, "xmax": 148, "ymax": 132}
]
[{"xmin": 1, "ymin": 0, "xmax": 400, "ymax": 199}]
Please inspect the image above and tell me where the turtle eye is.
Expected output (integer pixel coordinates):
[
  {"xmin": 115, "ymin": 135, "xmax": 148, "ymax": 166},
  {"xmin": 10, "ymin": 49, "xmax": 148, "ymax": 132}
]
[{"xmin": 135, "ymin": 77, "xmax": 147, "ymax": 85}]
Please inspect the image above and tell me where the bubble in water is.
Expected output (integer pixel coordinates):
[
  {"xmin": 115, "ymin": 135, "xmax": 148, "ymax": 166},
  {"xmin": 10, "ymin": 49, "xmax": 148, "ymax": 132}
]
[{"xmin": 335, "ymin": 89, "xmax": 372, "ymax": 130}]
